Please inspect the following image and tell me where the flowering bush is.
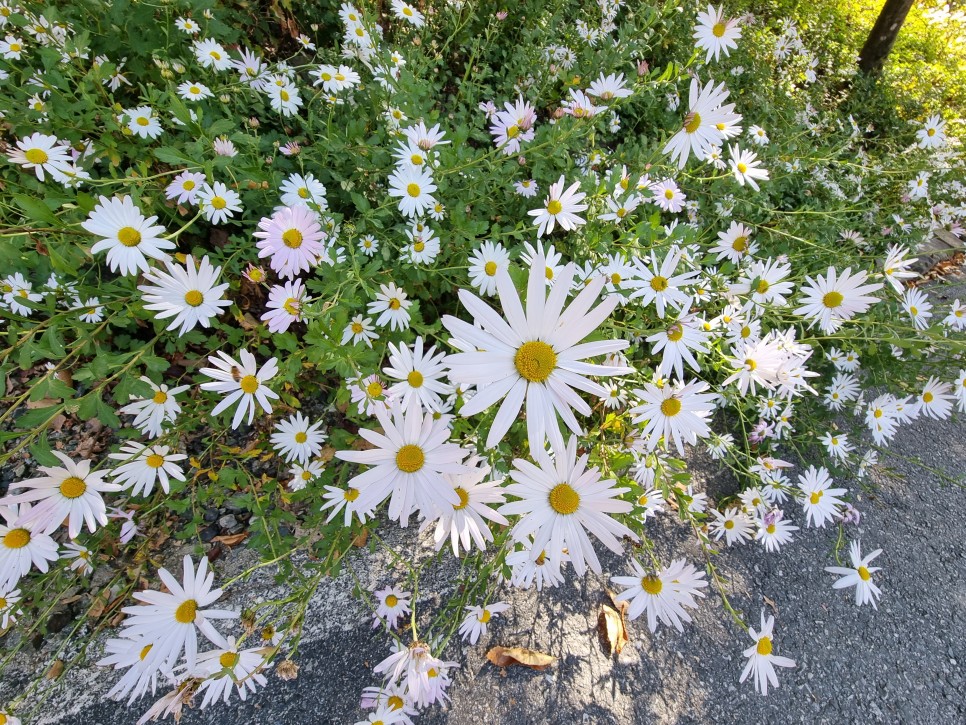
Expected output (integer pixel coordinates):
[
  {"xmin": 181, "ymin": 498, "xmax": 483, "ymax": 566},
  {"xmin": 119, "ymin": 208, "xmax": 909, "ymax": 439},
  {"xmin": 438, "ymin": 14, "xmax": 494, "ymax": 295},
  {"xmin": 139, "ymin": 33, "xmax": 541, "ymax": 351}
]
[{"xmin": 0, "ymin": 0, "xmax": 964, "ymax": 722}]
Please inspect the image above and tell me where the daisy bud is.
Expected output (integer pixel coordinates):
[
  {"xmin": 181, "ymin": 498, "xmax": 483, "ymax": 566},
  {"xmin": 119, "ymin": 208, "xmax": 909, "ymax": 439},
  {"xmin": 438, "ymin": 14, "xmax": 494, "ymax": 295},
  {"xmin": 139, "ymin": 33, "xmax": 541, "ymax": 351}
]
[
  {"xmin": 219, "ymin": 94, "xmax": 231, "ymax": 103},
  {"xmin": 637, "ymin": 60, "xmax": 649, "ymax": 76},
  {"xmin": 248, "ymin": 117, "xmax": 260, "ymax": 129},
  {"xmin": 552, "ymin": 107, "xmax": 565, "ymax": 119},
  {"xmin": 517, "ymin": 155, "xmax": 527, "ymax": 165},
  {"xmin": 496, "ymin": 10, "xmax": 508, "ymax": 20}
]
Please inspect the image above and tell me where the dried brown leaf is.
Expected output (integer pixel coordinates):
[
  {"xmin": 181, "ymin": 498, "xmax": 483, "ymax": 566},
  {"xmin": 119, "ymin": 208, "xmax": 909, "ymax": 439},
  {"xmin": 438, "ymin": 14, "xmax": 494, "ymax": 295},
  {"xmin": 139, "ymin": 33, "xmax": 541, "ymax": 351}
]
[
  {"xmin": 485, "ymin": 646, "xmax": 555, "ymax": 670},
  {"xmin": 46, "ymin": 659, "xmax": 64, "ymax": 679},
  {"xmin": 763, "ymin": 595, "xmax": 778, "ymax": 615},
  {"xmin": 351, "ymin": 527, "xmax": 369, "ymax": 548},
  {"xmin": 599, "ymin": 604, "xmax": 628, "ymax": 655},
  {"xmin": 212, "ymin": 532, "xmax": 249, "ymax": 546}
]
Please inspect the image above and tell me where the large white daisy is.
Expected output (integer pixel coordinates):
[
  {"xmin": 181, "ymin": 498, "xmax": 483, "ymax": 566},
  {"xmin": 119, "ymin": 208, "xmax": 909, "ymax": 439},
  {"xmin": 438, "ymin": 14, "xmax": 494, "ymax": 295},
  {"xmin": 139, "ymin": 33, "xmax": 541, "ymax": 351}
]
[
  {"xmin": 138, "ymin": 255, "xmax": 231, "ymax": 335},
  {"xmin": 82, "ymin": 195, "xmax": 173, "ymax": 276},
  {"xmin": 628, "ymin": 379, "xmax": 717, "ymax": 454},
  {"xmin": 0, "ymin": 503, "xmax": 59, "ymax": 590},
  {"xmin": 793, "ymin": 266, "xmax": 883, "ymax": 333},
  {"xmin": 335, "ymin": 401, "xmax": 469, "ymax": 526},
  {"xmin": 499, "ymin": 436, "xmax": 636, "ymax": 576},
  {"xmin": 442, "ymin": 252, "xmax": 631, "ymax": 452},
  {"xmin": 199, "ymin": 349, "xmax": 279, "ymax": 429},
  {"xmin": 0, "ymin": 452, "xmax": 122, "ymax": 538}
]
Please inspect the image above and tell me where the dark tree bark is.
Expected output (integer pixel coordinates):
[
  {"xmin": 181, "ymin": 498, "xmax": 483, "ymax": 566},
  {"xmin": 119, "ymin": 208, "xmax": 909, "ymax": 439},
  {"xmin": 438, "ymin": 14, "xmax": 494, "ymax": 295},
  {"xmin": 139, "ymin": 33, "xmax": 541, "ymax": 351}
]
[{"xmin": 858, "ymin": 0, "xmax": 917, "ymax": 75}]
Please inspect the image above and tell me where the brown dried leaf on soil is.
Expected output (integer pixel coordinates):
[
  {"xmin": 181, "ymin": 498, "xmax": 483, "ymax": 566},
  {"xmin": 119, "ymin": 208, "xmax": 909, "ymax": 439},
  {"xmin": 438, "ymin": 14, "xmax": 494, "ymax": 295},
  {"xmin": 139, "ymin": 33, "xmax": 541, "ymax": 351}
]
[
  {"xmin": 485, "ymin": 646, "xmax": 555, "ymax": 670},
  {"xmin": 599, "ymin": 595, "xmax": 630, "ymax": 655}
]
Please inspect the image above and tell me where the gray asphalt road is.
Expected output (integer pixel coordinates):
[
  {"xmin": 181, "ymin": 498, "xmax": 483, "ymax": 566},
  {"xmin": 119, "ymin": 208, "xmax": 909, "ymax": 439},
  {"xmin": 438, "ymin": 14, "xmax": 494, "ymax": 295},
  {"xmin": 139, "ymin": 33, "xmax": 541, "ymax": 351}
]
[{"xmin": 17, "ymin": 404, "xmax": 963, "ymax": 725}]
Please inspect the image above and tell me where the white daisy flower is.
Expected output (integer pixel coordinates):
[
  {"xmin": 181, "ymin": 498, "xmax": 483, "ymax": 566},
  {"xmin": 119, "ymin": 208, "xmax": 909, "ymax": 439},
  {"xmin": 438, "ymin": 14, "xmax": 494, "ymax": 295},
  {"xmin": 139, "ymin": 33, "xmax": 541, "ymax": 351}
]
[
  {"xmin": 288, "ymin": 461, "xmax": 324, "ymax": 491},
  {"xmin": 629, "ymin": 378, "xmax": 716, "ymax": 454},
  {"xmin": 261, "ymin": 279, "xmax": 307, "ymax": 333},
  {"xmin": 62, "ymin": 541, "xmax": 94, "ymax": 575},
  {"xmin": 708, "ymin": 507, "xmax": 754, "ymax": 546},
  {"xmin": 527, "ymin": 175, "xmax": 588, "ymax": 237},
  {"xmin": 754, "ymin": 509, "xmax": 799, "ymax": 551},
  {"xmin": 198, "ymin": 181, "xmax": 243, "ymax": 225},
  {"xmin": 164, "ymin": 171, "xmax": 206, "ymax": 205},
  {"xmin": 797, "ymin": 466, "xmax": 846, "ymax": 527},
  {"xmin": 335, "ymin": 401, "xmax": 470, "ymax": 526},
  {"xmin": 818, "ymin": 431, "xmax": 853, "ymax": 462},
  {"xmin": 372, "ymin": 586, "xmax": 411, "ymax": 629},
  {"xmin": 728, "ymin": 144, "xmax": 769, "ymax": 191},
  {"xmin": 199, "ymin": 349, "xmax": 280, "ymax": 429},
  {"xmin": 902, "ymin": 287, "xmax": 933, "ymax": 331},
  {"xmin": 82, "ymin": 195, "xmax": 173, "ymax": 276},
  {"xmin": 6, "ymin": 132, "xmax": 72, "ymax": 182},
  {"xmin": 195, "ymin": 636, "xmax": 269, "ymax": 708},
  {"xmin": 320, "ymin": 484, "xmax": 374, "ymax": 526},
  {"xmin": 693, "ymin": 4, "xmax": 742, "ymax": 63},
  {"xmin": 0, "ymin": 452, "xmax": 122, "ymax": 539},
  {"xmin": 139, "ymin": 255, "xmax": 231, "ymax": 335},
  {"xmin": 458, "ymin": 601, "xmax": 510, "ymax": 645},
  {"xmin": 793, "ymin": 266, "xmax": 882, "ymax": 333},
  {"xmin": 119, "ymin": 377, "xmax": 189, "ymax": 438},
  {"xmin": 384, "ymin": 337, "xmax": 452, "ymax": 413},
  {"xmin": 109, "ymin": 442, "xmax": 187, "ymax": 497},
  {"xmin": 423, "ymin": 456, "xmax": 508, "ymax": 555},
  {"xmin": 367, "ymin": 282, "xmax": 412, "ymax": 331},
  {"xmin": 712, "ymin": 222, "xmax": 758, "ymax": 266},
  {"xmin": 825, "ymin": 540, "xmax": 883, "ymax": 609},
  {"xmin": 279, "ymin": 172, "xmax": 328, "ymax": 210},
  {"xmin": 916, "ymin": 377, "xmax": 954, "ymax": 420},
  {"xmin": 514, "ymin": 179, "xmax": 538, "ymax": 197},
  {"xmin": 443, "ymin": 251, "xmax": 630, "ymax": 452},
  {"xmin": 626, "ymin": 247, "xmax": 699, "ymax": 318},
  {"xmin": 467, "ymin": 241, "xmax": 511, "ymax": 296},
  {"xmin": 124, "ymin": 105, "xmax": 163, "ymax": 139},
  {"xmin": 119, "ymin": 556, "xmax": 237, "ymax": 672},
  {"xmin": 269, "ymin": 412, "xmax": 326, "ymax": 465},
  {"xmin": 663, "ymin": 78, "xmax": 741, "ymax": 168},
  {"xmin": 387, "ymin": 165, "xmax": 437, "ymax": 218},
  {"xmin": 0, "ymin": 503, "xmax": 59, "ymax": 590},
  {"xmin": 176, "ymin": 81, "xmax": 212, "ymax": 101},
  {"xmin": 193, "ymin": 38, "xmax": 232, "ymax": 70},
  {"xmin": 96, "ymin": 634, "xmax": 163, "ymax": 704},
  {"xmin": 499, "ymin": 435, "xmax": 637, "ymax": 576},
  {"xmin": 342, "ymin": 315, "xmax": 379, "ymax": 347},
  {"xmin": 739, "ymin": 611, "xmax": 795, "ymax": 695},
  {"xmin": 611, "ymin": 558, "xmax": 707, "ymax": 632}
]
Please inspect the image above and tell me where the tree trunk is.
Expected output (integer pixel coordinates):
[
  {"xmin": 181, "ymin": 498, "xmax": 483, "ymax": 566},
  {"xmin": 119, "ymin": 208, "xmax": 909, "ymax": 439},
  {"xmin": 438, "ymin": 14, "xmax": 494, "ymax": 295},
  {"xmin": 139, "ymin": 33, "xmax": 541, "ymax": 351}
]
[{"xmin": 858, "ymin": 0, "xmax": 916, "ymax": 75}]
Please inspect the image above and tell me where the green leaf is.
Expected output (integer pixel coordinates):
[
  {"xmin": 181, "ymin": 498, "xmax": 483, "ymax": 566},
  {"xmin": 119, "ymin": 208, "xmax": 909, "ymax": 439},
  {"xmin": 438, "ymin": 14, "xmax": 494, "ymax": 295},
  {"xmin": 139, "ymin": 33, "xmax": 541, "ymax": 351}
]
[{"xmin": 12, "ymin": 194, "xmax": 58, "ymax": 226}]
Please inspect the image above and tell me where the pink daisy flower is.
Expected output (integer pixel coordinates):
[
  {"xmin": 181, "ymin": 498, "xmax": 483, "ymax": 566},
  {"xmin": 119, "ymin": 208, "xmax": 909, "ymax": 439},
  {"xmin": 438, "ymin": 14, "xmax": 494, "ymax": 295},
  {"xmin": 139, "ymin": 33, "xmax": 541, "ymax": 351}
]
[{"xmin": 254, "ymin": 205, "xmax": 327, "ymax": 279}]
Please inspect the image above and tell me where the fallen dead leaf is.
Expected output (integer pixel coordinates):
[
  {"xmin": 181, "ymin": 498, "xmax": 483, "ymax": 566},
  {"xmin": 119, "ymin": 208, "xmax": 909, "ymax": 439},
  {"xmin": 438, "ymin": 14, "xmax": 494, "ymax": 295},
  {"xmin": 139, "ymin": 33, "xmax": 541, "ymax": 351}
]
[
  {"xmin": 212, "ymin": 532, "xmax": 249, "ymax": 546},
  {"xmin": 599, "ymin": 603, "xmax": 629, "ymax": 655},
  {"xmin": 351, "ymin": 527, "xmax": 369, "ymax": 548},
  {"xmin": 763, "ymin": 595, "xmax": 778, "ymax": 615},
  {"xmin": 46, "ymin": 659, "xmax": 64, "ymax": 679},
  {"xmin": 319, "ymin": 445, "xmax": 336, "ymax": 463},
  {"xmin": 485, "ymin": 646, "xmax": 555, "ymax": 670},
  {"xmin": 25, "ymin": 398, "xmax": 60, "ymax": 409}
]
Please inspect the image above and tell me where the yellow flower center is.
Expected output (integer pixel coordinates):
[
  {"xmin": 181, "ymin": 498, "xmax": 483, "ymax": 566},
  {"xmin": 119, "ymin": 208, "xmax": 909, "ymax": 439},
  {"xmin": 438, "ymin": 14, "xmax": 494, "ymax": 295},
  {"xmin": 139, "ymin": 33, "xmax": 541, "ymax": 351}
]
[
  {"xmin": 210, "ymin": 196, "xmax": 227, "ymax": 209},
  {"xmin": 283, "ymin": 298, "xmax": 300, "ymax": 316},
  {"xmin": 484, "ymin": 261, "xmax": 498, "ymax": 276},
  {"xmin": 514, "ymin": 341, "xmax": 557, "ymax": 383},
  {"xmin": 219, "ymin": 651, "xmax": 240, "ymax": 669},
  {"xmin": 282, "ymin": 229, "xmax": 303, "ymax": 248},
  {"xmin": 684, "ymin": 111, "xmax": 702, "ymax": 134},
  {"xmin": 280, "ymin": 90, "xmax": 290, "ymax": 102},
  {"xmin": 756, "ymin": 279, "xmax": 770, "ymax": 295},
  {"xmin": 712, "ymin": 21, "xmax": 726, "ymax": 37},
  {"xmin": 406, "ymin": 183, "xmax": 421, "ymax": 198},
  {"xmin": 740, "ymin": 325, "xmax": 751, "ymax": 339},
  {"xmin": 732, "ymin": 236, "xmax": 747, "ymax": 252},
  {"xmin": 60, "ymin": 476, "xmax": 87, "ymax": 499},
  {"xmin": 136, "ymin": 116, "xmax": 150, "ymax": 127},
  {"xmin": 413, "ymin": 241, "xmax": 425, "ymax": 253},
  {"xmin": 506, "ymin": 124, "xmax": 520, "ymax": 139},
  {"xmin": 858, "ymin": 566, "xmax": 871, "ymax": 581},
  {"xmin": 724, "ymin": 519, "xmax": 735, "ymax": 529},
  {"xmin": 240, "ymin": 375, "xmax": 259, "ymax": 394},
  {"xmin": 117, "ymin": 227, "xmax": 141, "ymax": 247},
  {"xmin": 809, "ymin": 491, "xmax": 822, "ymax": 505},
  {"xmin": 351, "ymin": 322, "xmax": 364, "ymax": 334},
  {"xmin": 139, "ymin": 644, "xmax": 153, "ymax": 660},
  {"xmin": 396, "ymin": 444, "xmax": 425, "ymax": 473},
  {"xmin": 745, "ymin": 358, "xmax": 757, "ymax": 371},
  {"xmin": 210, "ymin": 51, "xmax": 222, "ymax": 60},
  {"xmin": 184, "ymin": 289, "xmax": 204, "ymax": 307},
  {"xmin": 385, "ymin": 594, "xmax": 399, "ymax": 607},
  {"xmin": 182, "ymin": 179, "xmax": 196, "ymax": 191},
  {"xmin": 152, "ymin": 390, "xmax": 168, "ymax": 404},
  {"xmin": 190, "ymin": 86, "xmax": 200, "ymax": 94},
  {"xmin": 3, "ymin": 528, "xmax": 30, "ymax": 549},
  {"xmin": 25, "ymin": 148, "xmax": 49, "ymax": 164},
  {"xmin": 294, "ymin": 431, "xmax": 308, "ymax": 444},
  {"xmin": 146, "ymin": 453, "xmax": 165, "ymax": 468},
  {"xmin": 344, "ymin": 487, "xmax": 360, "ymax": 501},
  {"xmin": 667, "ymin": 325, "xmax": 684, "ymax": 342},
  {"xmin": 641, "ymin": 575, "xmax": 663, "ymax": 595},
  {"xmin": 822, "ymin": 291, "xmax": 844, "ymax": 309},
  {"xmin": 366, "ymin": 381, "xmax": 383, "ymax": 397},
  {"xmin": 766, "ymin": 524, "xmax": 776, "ymax": 534},
  {"xmin": 174, "ymin": 599, "xmax": 197, "ymax": 624},
  {"xmin": 549, "ymin": 483, "xmax": 580, "ymax": 514},
  {"xmin": 660, "ymin": 397, "xmax": 682, "ymax": 417},
  {"xmin": 545, "ymin": 266, "xmax": 554, "ymax": 280},
  {"xmin": 756, "ymin": 636, "xmax": 773, "ymax": 656},
  {"xmin": 927, "ymin": 128, "xmax": 936, "ymax": 137},
  {"xmin": 453, "ymin": 487, "xmax": 470, "ymax": 510},
  {"xmin": 737, "ymin": 162, "xmax": 748, "ymax": 173},
  {"xmin": 479, "ymin": 609, "xmax": 492, "ymax": 623},
  {"xmin": 546, "ymin": 199, "xmax": 563, "ymax": 216},
  {"xmin": 407, "ymin": 370, "xmax": 424, "ymax": 388},
  {"xmin": 650, "ymin": 275, "xmax": 668, "ymax": 292},
  {"xmin": 923, "ymin": 391, "xmax": 934, "ymax": 403},
  {"xmin": 874, "ymin": 409, "xmax": 883, "ymax": 419}
]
